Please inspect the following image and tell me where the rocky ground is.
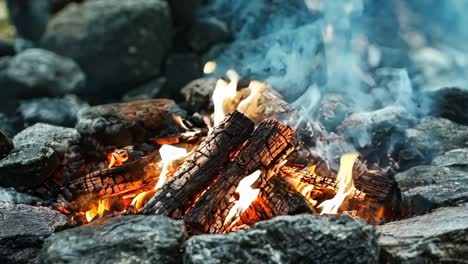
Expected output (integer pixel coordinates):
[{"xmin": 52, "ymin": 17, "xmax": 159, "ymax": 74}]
[{"xmin": 0, "ymin": 0, "xmax": 467, "ymax": 263}]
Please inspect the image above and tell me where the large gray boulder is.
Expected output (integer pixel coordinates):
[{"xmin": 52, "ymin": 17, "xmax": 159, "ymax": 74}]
[
  {"xmin": 396, "ymin": 148, "xmax": 468, "ymax": 216},
  {"xmin": 0, "ymin": 202, "xmax": 68, "ymax": 264},
  {"xmin": 378, "ymin": 204, "xmax": 468, "ymax": 263},
  {"xmin": 184, "ymin": 215, "xmax": 379, "ymax": 264},
  {"xmin": 0, "ymin": 123, "xmax": 81, "ymax": 188},
  {"xmin": 39, "ymin": 215, "xmax": 187, "ymax": 264},
  {"xmin": 0, "ymin": 49, "xmax": 85, "ymax": 111},
  {"xmin": 41, "ymin": 0, "xmax": 173, "ymax": 101}
]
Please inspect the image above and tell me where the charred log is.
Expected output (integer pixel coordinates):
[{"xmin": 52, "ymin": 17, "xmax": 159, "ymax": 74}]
[
  {"xmin": 142, "ymin": 111, "xmax": 255, "ymax": 217},
  {"xmin": 66, "ymin": 151, "xmax": 160, "ymax": 198},
  {"xmin": 76, "ymin": 99, "xmax": 186, "ymax": 147},
  {"xmin": 184, "ymin": 119, "xmax": 294, "ymax": 234}
]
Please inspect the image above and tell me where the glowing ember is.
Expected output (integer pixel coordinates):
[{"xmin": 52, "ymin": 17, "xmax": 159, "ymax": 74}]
[
  {"xmin": 107, "ymin": 147, "xmax": 130, "ymax": 168},
  {"xmin": 212, "ymin": 70, "xmax": 238, "ymax": 126},
  {"xmin": 317, "ymin": 153, "xmax": 359, "ymax": 215},
  {"xmin": 155, "ymin": 145, "xmax": 188, "ymax": 189},
  {"xmin": 224, "ymin": 170, "xmax": 262, "ymax": 226},
  {"xmin": 203, "ymin": 61, "xmax": 217, "ymax": 74}
]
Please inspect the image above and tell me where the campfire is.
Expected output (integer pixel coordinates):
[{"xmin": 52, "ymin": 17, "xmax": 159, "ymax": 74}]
[{"xmin": 52, "ymin": 74, "xmax": 399, "ymax": 233}]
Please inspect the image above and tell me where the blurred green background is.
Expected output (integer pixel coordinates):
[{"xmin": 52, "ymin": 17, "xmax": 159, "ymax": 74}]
[{"xmin": 0, "ymin": 0, "xmax": 15, "ymax": 39}]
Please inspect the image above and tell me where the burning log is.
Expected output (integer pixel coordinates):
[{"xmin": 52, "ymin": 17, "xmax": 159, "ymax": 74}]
[
  {"xmin": 142, "ymin": 111, "xmax": 255, "ymax": 217},
  {"xmin": 184, "ymin": 119, "xmax": 295, "ymax": 234},
  {"xmin": 67, "ymin": 151, "xmax": 160, "ymax": 198}
]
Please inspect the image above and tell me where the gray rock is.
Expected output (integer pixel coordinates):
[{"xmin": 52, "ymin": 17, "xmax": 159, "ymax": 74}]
[
  {"xmin": 188, "ymin": 17, "xmax": 231, "ymax": 53},
  {"xmin": 76, "ymin": 99, "xmax": 185, "ymax": 147},
  {"xmin": 0, "ymin": 123, "xmax": 81, "ymax": 188},
  {"xmin": 0, "ymin": 112, "xmax": 23, "ymax": 137},
  {"xmin": 41, "ymin": 0, "xmax": 172, "ymax": 102},
  {"xmin": 39, "ymin": 215, "xmax": 187, "ymax": 264},
  {"xmin": 165, "ymin": 53, "xmax": 202, "ymax": 99},
  {"xmin": 180, "ymin": 78, "xmax": 217, "ymax": 113},
  {"xmin": 337, "ymin": 106, "xmax": 415, "ymax": 149},
  {"xmin": 122, "ymin": 77, "xmax": 166, "ymax": 102},
  {"xmin": 0, "ymin": 187, "xmax": 40, "ymax": 204},
  {"xmin": 396, "ymin": 149, "xmax": 468, "ymax": 216},
  {"xmin": 414, "ymin": 117, "xmax": 468, "ymax": 151},
  {"xmin": 18, "ymin": 95, "xmax": 88, "ymax": 127},
  {"xmin": 0, "ymin": 202, "xmax": 68, "ymax": 264},
  {"xmin": 5, "ymin": 0, "xmax": 49, "ymax": 43},
  {"xmin": 204, "ymin": 24, "xmax": 325, "ymax": 101},
  {"xmin": 429, "ymin": 87, "xmax": 468, "ymax": 126},
  {"xmin": 184, "ymin": 215, "xmax": 379, "ymax": 264},
  {"xmin": 0, "ymin": 48, "xmax": 85, "ymax": 107},
  {"xmin": 0, "ymin": 129, "xmax": 13, "ymax": 157},
  {"xmin": 378, "ymin": 204, "xmax": 468, "ymax": 263},
  {"xmin": 317, "ymin": 94, "xmax": 350, "ymax": 131}
]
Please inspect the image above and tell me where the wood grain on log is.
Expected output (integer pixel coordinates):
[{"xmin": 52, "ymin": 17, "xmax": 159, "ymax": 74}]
[
  {"xmin": 67, "ymin": 151, "xmax": 160, "ymax": 198},
  {"xmin": 184, "ymin": 119, "xmax": 294, "ymax": 234},
  {"xmin": 142, "ymin": 111, "xmax": 255, "ymax": 217}
]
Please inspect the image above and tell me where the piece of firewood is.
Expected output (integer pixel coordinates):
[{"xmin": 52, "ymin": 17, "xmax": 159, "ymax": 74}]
[
  {"xmin": 184, "ymin": 119, "xmax": 295, "ymax": 234},
  {"xmin": 142, "ymin": 111, "xmax": 255, "ymax": 217},
  {"xmin": 219, "ymin": 175, "xmax": 316, "ymax": 233},
  {"xmin": 66, "ymin": 151, "xmax": 160, "ymax": 198}
]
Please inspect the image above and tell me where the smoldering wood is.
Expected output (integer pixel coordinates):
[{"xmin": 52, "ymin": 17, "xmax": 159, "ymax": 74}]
[
  {"xmin": 66, "ymin": 151, "xmax": 160, "ymax": 198},
  {"xmin": 142, "ymin": 111, "xmax": 255, "ymax": 217},
  {"xmin": 76, "ymin": 99, "xmax": 187, "ymax": 147},
  {"xmin": 220, "ymin": 175, "xmax": 316, "ymax": 233},
  {"xmin": 260, "ymin": 175, "xmax": 316, "ymax": 216},
  {"xmin": 184, "ymin": 119, "xmax": 295, "ymax": 234}
]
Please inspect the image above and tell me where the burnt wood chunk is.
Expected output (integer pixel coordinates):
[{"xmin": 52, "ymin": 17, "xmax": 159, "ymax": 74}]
[
  {"xmin": 76, "ymin": 99, "xmax": 186, "ymax": 147},
  {"xmin": 0, "ymin": 129, "xmax": 13, "ymax": 157},
  {"xmin": 67, "ymin": 151, "xmax": 160, "ymax": 198},
  {"xmin": 142, "ymin": 111, "xmax": 255, "ymax": 217},
  {"xmin": 0, "ymin": 123, "xmax": 81, "ymax": 188},
  {"xmin": 261, "ymin": 175, "xmax": 316, "ymax": 216},
  {"xmin": 184, "ymin": 119, "xmax": 294, "ymax": 234}
]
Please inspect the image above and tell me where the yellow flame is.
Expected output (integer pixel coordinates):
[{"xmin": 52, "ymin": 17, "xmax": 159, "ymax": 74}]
[
  {"xmin": 129, "ymin": 190, "xmax": 155, "ymax": 210},
  {"xmin": 236, "ymin": 80, "xmax": 265, "ymax": 119},
  {"xmin": 85, "ymin": 198, "xmax": 110, "ymax": 222},
  {"xmin": 212, "ymin": 70, "xmax": 238, "ymax": 126},
  {"xmin": 203, "ymin": 61, "xmax": 217, "ymax": 74},
  {"xmin": 155, "ymin": 145, "xmax": 188, "ymax": 189},
  {"xmin": 224, "ymin": 170, "xmax": 261, "ymax": 226},
  {"xmin": 317, "ymin": 153, "xmax": 358, "ymax": 215},
  {"xmin": 107, "ymin": 148, "xmax": 129, "ymax": 168}
]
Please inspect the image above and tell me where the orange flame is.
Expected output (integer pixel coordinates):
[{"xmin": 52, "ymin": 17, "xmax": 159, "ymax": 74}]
[
  {"xmin": 155, "ymin": 145, "xmax": 188, "ymax": 189},
  {"xmin": 224, "ymin": 170, "xmax": 262, "ymax": 226},
  {"xmin": 107, "ymin": 148, "xmax": 130, "ymax": 168},
  {"xmin": 317, "ymin": 153, "xmax": 358, "ymax": 215}
]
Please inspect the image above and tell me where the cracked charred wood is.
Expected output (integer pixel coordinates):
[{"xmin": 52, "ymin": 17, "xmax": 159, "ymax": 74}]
[
  {"xmin": 260, "ymin": 175, "xmax": 316, "ymax": 216},
  {"xmin": 142, "ymin": 111, "xmax": 255, "ymax": 217},
  {"xmin": 184, "ymin": 119, "xmax": 295, "ymax": 234},
  {"xmin": 0, "ymin": 129, "xmax": 13, "ymax": 157},
  {"xmin": 220, "ymin": 175, "xmax": 316, "ymax": 233},
  {"xmin": 76, "ymin": 99, "xmax": 186, "ymax": 147},
  {"xmin": 66, "ymin": 151, "xmax": 160, "ymax": 199}
]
